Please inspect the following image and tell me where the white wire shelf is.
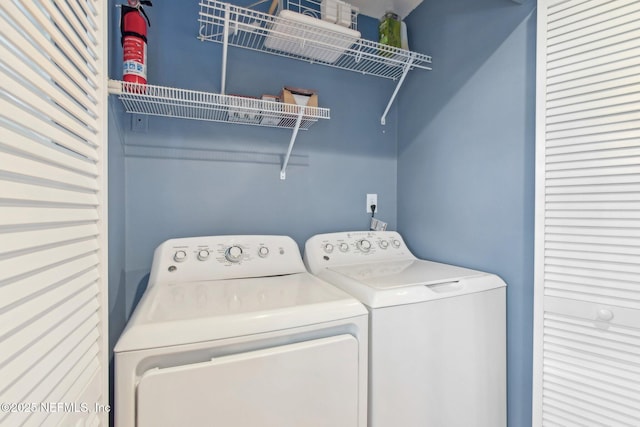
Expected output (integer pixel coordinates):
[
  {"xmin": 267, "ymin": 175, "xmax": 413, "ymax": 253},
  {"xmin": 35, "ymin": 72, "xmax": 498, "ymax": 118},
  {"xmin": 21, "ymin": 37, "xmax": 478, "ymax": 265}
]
[
  {"xmin": 198, "ymin": 0, "xmax": 432, "ymax": 81},
  {"xmin": 108, "ymin": 80, "xmax": 330, "ymax": 130}
]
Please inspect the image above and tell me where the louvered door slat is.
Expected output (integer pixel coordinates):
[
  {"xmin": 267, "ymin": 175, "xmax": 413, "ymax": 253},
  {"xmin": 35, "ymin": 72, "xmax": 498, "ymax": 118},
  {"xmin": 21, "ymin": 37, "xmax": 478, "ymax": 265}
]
[
  {"xmin": 0, "ymin": 44, "xmax": 98, "ymax": 127},
  {"xmin": 26, "ymin": 343, "xmax": 100, "ymax": 427},
  {"xmin": 0, "ymin": 180, "xmax": 99, "ymax": 206},
  {"xmin": 0, "ymin": 273, "xmax": 99, "ymax": 359},
  {"xmin": 542, "ymin": 408, "xmax": 585, "ymax": 427},
  {"xmin": 542, "ymin": 391, "xmax": 638, "ymax": 426},
  {"xmin": 34, "ymin": 2, "xmax": 98, "ymax": 66},
  {"xmin": 0, "ymin": 129, "xmax": 98, "ymax": 176},
  {"xmin": 0, "ymin": 287, "xmax": 100, "ymax": 398},
  {"xmin": 1, "ymin": 2, "xmax": 99, "ymax": 99},
  {"xmin": 545, "ymin": 274, "xmax": 638, "ymax": 295},
  {"xmin": 545, "ymin": 256, "xmax": 640, "ymax": 276},
  {"xmin": 535, "ymin": 1, "xmax": 640, "ymax": 424},
  {"xmin": 0, "ymin": 98, "xmax": 98, "ymax": 161},
  {"xmin": 547, "ymin": 112, "xmax": 640, "ymax": 136},
  {"xmin": 0, "ymin": 152, "xmax": 99, "ymax": 192},
  {"xmin": 0, "ymin": 206, "xmax": 99, "ymax": 227},
  {"xmin": 544, "ymin": 380, "xmax": 639, "ymax": 419},
  {"xmin": 544, "ymin": 343, "xmax": 640, "ymax": 381},
  {"xmin": 14, "ymin": 1, "xmax": 97, "ymax": 81},
  {"xmin": 547, "ymin": 146, "xmax": 640, "ymax": 164},
  {"xmin": 0, "ymin": 0, "xmax": 107, "ymax": 424},
  {"xmin": 548, "ymin": 0, "xmax": 638, "ymax": 27},
  {"xmin": 545, "ymin": 225, "xmax": 640, "ymax": 239},
  {"xmin": 3, "ymin": 224, "xmax": 100, "ymax": 255},
  {"xmin": 548, "ymin": 119, "xmax": 640, "ymax": 140},
  {"xmin": 546, "ymin": 56, "xmax": 640, "ymax": 87},
  {"xmin": 548, "ymin": 4, "xmax": 640, "ymax": 47},
  {"xmin": 547, "ymin": 72, "xmax": 640, "ymax": 102},
  {"xmin": 548, "ymin": 26, "xmax": 640, "ymax": 66},
  {"xmin": 546, "ymin": 174, "xmax": 640, "ymax": 187},
  {"xmin": 0, "ymin": 254, "xmax": 100, "ymax": 309},
  {"xmin": 0, "ymin": 239, "xmax": 100, "ymax": 283}
]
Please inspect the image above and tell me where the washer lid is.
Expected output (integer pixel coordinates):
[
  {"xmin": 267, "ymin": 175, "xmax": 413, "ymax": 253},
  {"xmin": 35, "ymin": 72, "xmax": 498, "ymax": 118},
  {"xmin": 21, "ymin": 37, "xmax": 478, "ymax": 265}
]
[
  {"xmin": 115, "ymin": 272, "xmax": 366, "ymax": 352},
  {"xmin": 329, "ymin": 259, "xmax": 485, "ymax": 289},
  {"xmin": 323, "ymin": 259, "xmax": 506, "ymax": 308}
]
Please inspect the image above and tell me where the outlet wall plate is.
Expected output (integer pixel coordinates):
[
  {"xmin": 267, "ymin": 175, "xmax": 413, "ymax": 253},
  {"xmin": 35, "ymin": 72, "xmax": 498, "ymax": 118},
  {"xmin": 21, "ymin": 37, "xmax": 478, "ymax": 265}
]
[{"xmin": 366, "ymin": 193, "xmax": 378, "ymax": 213}]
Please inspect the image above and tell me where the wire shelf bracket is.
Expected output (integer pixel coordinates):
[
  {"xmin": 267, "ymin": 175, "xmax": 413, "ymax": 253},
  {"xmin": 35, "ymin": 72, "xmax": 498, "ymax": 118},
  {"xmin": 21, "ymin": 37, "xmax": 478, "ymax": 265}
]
[{"xmin": 381, "ymin": 52, "xmax": 415, "ymax": 125}]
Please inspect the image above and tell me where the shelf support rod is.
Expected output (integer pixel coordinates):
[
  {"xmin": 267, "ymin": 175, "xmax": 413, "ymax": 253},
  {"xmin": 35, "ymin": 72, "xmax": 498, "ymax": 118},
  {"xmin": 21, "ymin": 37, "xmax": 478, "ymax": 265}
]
[
  {"xmin": 221, "ymin": 2, "xmax": 231, "ymax": 94},
  {"xmin": 280, "ymin": 108, "xmax": 305, "ymax": 180},
  {"xmin": 381, "ymin": 52, "xmax": 416, "ymax": 126}
]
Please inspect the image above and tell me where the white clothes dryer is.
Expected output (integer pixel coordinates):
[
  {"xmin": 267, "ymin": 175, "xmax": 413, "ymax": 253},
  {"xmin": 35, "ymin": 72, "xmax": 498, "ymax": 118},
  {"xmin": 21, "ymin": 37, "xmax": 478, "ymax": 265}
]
[
  {"xmin": 304, "ymin": 231, "xmax": 506, "ymax": 427},
  {"xmin": 114, "ymin": 235, "xmax": 368, "ymax": 427}
]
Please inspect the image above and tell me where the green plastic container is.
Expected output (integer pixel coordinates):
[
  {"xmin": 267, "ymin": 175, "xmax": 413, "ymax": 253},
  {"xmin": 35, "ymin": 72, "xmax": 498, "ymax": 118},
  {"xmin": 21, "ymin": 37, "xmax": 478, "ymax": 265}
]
[{"xmin": 378, "ymin": 12, "xmax": 401, "ymax": 56}]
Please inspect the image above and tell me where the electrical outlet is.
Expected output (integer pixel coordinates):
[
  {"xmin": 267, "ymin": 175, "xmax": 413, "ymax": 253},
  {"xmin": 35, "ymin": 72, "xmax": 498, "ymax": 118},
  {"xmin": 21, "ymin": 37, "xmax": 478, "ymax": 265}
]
[
  {"xmin": 366, "ymin": 193, "xmax": 377, "ymax": 213},
  {"xmin": 131, "ymin": 114, "xmax": 148, "ymax": 132}
]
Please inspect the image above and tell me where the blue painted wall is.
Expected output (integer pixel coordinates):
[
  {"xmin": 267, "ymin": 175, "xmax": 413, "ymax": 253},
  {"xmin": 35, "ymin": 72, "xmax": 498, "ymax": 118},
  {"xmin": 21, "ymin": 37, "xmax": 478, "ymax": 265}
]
[
  {"xmin": 398, "ymin": 1, "xmax": 536, "ymax": 426},
  {"xmin": 108, "ymin": 2, "xmax": 399, "ymax": 319}
]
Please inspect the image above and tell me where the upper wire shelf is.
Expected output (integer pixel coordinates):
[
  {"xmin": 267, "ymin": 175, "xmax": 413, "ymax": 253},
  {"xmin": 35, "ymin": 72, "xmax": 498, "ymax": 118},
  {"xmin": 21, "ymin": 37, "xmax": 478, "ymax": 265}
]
[
  {"xmin": 108, "ymin": 80, "xmax": 330, "ymax": 130},
  {"xmin": 198, "ymin": 0, "xmax": 432, "ymax": 81}
]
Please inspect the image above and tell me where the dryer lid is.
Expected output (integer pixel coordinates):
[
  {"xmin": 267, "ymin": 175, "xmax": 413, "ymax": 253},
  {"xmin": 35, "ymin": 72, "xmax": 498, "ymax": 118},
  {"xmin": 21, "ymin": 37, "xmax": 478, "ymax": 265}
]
[{"xmin": 115, "ymin": 272, "xmax": 366, "ymax": 352}]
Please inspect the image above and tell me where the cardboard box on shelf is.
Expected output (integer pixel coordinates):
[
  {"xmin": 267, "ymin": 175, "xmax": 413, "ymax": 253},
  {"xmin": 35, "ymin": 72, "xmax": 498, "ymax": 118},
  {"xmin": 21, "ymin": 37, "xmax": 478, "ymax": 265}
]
[{"xmin": 280, "ymin": 86, "xmax": 318, "ymax": 109}]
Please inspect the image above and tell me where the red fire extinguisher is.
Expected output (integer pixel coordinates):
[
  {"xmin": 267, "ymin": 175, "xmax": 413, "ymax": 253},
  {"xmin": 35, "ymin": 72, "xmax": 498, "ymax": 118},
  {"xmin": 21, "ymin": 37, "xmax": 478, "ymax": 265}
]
[{"xmin": 121, "ymin": 0, "xmax": 152, "ymax": 86}]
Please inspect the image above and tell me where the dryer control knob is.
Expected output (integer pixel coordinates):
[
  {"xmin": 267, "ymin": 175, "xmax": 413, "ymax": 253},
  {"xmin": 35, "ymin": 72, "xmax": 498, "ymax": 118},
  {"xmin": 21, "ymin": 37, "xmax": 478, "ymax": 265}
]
[
  {"xmin": 357, "ymin": 239, "xmax": 372, "ymax": 252},
  {"xmin": 225, "ymin": 246, "xmax": 243, "ymax": 263},
  {"xmin": 258, "ymin": 246, "xmax": 269, "ymax": 258},
  {"xmin": 324, "ymin": 243, "xmax": 334, "ymax": 253},
  {"xmin": 391, "ymin": 239, "xmax": 402, "ymax": 248},
  {"xmin": 174, "ymin": 250, "xmax": 187, "ymax": 263},
  {"xmin": 379, "ymin": 240, "xmax": 389, "ymax": 249},
  {"xmin": 339, "ymin": 243, "xmax": 349, "ymax": 252},
  {"xmin": 197, "ymin": 249, "xmax": 210, "ymax": 261}
]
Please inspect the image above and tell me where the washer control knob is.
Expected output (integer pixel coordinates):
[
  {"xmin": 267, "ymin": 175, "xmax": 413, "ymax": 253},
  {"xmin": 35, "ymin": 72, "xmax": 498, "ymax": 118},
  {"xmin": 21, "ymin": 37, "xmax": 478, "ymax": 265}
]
[
  {"xmin": 357, "ymin": 239, "xmax": 372, "ymax": 252},
  {"xmin": 339, "ymin": 243, "xmax": 349, "ymax": 252},
  {"xmin": 379, "ymin": 240, "xmax": 389, "ymax": 249},
  {"xmin": 225, "ymin": 246, "xmax": 243, "ymax": 263},
  {"xmin": 324, "ymin": 243, "xmax": 334, "ymax": 253},
  {"xmin": 197, "ymin": 249, "xmax": 210, "ymax": 261},
  {"xmin": 391, "ymin": 239, "xmax": 402, "ymax": 248},
  {"xmin": 173, "ymin": 250, "xmax": 187, "ymax": 263},
  {"xmin": 258, "ymin": 246, "xmax": 269, "ymax": 258}
]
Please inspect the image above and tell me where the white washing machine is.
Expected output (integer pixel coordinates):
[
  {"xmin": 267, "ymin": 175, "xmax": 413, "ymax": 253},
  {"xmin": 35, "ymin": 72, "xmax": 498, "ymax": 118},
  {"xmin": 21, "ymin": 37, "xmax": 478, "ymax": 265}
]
[
  {"xmin": 304, "ymin": 231, "xmax": 506, "ymax": 427},
  {"xmin": 115, "ymin": 235, "xmax": 368, "ymax": 427}
]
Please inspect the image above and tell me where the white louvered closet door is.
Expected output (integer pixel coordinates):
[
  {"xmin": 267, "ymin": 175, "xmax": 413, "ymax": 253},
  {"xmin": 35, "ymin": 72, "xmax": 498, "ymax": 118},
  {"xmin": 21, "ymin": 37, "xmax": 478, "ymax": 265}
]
[
  {"xmin": 0, "ymin": 0, "xmax": 108, "ymax": 426},
  {"xmin": 534, "ymin": 0, "xmax": 640, "ymax": 426}
]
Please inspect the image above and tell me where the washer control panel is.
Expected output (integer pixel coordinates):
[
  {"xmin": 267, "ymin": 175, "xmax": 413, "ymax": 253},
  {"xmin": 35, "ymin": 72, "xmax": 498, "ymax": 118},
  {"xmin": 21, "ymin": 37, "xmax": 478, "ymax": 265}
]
[
  {"xmin": 304, "ymin": 231, "xmax": 415, "ymax": 274},
  {"xmin": 149, "ymin": 235, "xmax": 306, "ymax": 286}
]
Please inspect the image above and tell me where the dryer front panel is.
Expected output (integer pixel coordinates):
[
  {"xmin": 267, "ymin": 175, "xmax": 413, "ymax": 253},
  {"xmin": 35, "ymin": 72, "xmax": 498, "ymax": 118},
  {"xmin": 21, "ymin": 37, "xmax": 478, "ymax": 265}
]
[{"xmin": 136, "ymin": 334, "xmax": 360, "ymax": 427}]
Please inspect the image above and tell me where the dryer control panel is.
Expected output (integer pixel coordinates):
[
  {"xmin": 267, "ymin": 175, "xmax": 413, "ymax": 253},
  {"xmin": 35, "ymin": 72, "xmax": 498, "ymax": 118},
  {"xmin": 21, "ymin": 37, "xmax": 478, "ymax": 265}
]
[
  {"xmin": 149, "ymin": 235, "xmax": 306, "ymax": 286},
  {"xmin": 304, "ymin": 231, "xmax": 415, "ymax": 274}
]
